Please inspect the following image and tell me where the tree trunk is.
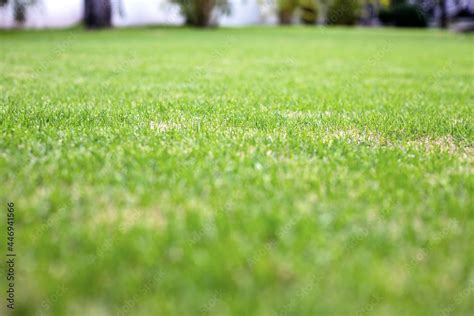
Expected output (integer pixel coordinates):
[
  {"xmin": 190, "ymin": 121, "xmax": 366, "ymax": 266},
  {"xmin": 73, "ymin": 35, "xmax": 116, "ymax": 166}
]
[
  {"xmin": 278, "ymin": 11, "xmax": 293, "ymax": 25},
  {"xmin": 84, "ymin": 0, "xmax": 112, "ymax": 29},
  {"xmin": 195, "ymin": 0, "xmax": 216, "ymax": 27},
  {"xmin": 13, "ymin": 0, "xmax": 26, "ymax": 24},
  {"xmin": 439, "ymin": 0, "xmax": 447, "ymax": 28}
]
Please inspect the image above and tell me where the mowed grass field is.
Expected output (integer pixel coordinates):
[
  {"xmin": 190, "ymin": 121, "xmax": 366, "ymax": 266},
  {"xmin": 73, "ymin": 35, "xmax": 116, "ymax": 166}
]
[{"xmin": 0, "ymin": 26, "xmax": 473, "ymax": 315}]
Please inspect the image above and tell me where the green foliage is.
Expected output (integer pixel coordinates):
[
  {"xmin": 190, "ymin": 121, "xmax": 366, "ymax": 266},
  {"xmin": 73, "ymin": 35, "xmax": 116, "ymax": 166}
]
[
  {"xmin": 278, "ymin": 0, "xmax": 298, "ymax": 24},
  {"xmin": 278, "ymin": 0, "xmax": 318, "ymax": 25},
  {"xmin": 299, "ymin": 0, "xmax": 318, "ymax": 24},
  {"xmin": 327, "ymin": 0, "xmax": 360, "ymax": 25},
  {"xmin": 379, "ymin": 4, "xmax": 428, "ymax": 27},
  {"xmin": 171, "ymin": 0, "xmax": 230, "ymax": 27},
  {"xmin": 0, "ymin": 27, "xmax": 473, "ymax": 315},
  {"xmin": 390, "ymin": 0, "xmax": 406, "ymax": 6}
]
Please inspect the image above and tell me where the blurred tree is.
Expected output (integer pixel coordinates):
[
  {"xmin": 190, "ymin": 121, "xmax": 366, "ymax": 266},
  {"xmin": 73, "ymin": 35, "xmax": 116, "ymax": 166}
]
[
  {"xmin": 277, "ymin": 0, "xmax": 298, "ymax": 24},
  {"xmin": 438, "ymin": 0, "xmax": 447, "ymax": 28},
  {"xmin": 299, "ymin": 0, "xmax": 318, "ymax": 24},
  {"xmin": 327, "ymin": 0, "xmax": 360, "ymax": 25},
  {"xmin": 84, "ymin": 0, "xmax": 112, "ymax": 28},
  {"xmin": 379, "ymin": 2, "xmax": 428, "ymax": 27},
  {"xmin": 0, "ymin": 0, "xmax": 36, "ymax": 24},
  {"xmin": 389, "ymin": 0, "xmax": 447, "ymax": 28},
  {"xmin": 277, "ymin": 0, "xmax": 318, "ymax": 25},
  {"xmin": 172, "ymin": 0, "xmax": 230, "ymax": 27}
]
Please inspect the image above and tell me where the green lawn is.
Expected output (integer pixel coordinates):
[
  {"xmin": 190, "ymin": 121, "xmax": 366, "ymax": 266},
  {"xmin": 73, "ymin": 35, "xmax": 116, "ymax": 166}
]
[{"xmin": 0, "ymin": 26, "xmax": 473, "ymax": 316}]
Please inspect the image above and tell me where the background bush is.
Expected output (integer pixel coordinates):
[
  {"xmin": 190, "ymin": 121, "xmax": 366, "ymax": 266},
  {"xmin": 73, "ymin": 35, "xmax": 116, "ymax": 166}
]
[
  {"xmin": 278, "ymin": 0, "xmax": 318, "ymax": 25},
  {"xmin": 172, "ymin": 0, "xmax": 230, "ymax": 27},
  {"xmin": 379, "ymin": 3, "xmax": 427, "ymax": 27},
  {"xmin": 278, "ymin": 0, "xmax": 298, "ymax": 24},
  {"xmin": 299, "ymin": 0, "xmax": 318, "ymax": 24},
  {"xmin": 327, "ymin": 0, "xmax": 360, "ymax": 25}
]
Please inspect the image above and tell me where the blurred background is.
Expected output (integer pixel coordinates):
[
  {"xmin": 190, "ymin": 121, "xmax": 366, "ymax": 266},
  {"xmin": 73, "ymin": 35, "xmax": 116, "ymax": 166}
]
[{"xmin": 0, "ymin": 0, "xmax": 473, "ymax": 31}]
